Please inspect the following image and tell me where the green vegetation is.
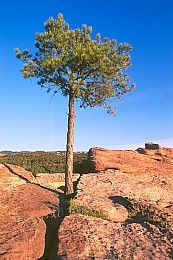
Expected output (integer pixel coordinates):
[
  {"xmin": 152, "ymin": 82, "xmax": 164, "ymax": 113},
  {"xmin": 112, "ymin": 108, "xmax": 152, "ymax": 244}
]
[
  {"xmin": 0, "ymin": 152, "xmax": 87, "ymax": 175},
  {"xmin": 15, "ymin": 13, "xmax": 135, "ymax": 194},
  {"xmin": 68, "ymin": 199, "xmax": 109, "ymax": 220}
]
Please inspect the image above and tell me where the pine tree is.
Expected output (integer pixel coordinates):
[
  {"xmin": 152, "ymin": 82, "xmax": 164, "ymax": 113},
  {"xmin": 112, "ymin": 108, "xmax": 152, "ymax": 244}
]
[{"xmin": 15, "ymin": 13, "xmax": 135, "ymax": 194}]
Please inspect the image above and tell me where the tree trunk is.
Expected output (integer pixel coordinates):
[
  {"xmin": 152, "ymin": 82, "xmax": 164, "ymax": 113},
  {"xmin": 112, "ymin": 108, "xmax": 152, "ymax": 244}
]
[{"xmin": 65, "ymin": 93, "xmax": 75, "ymax": 194}]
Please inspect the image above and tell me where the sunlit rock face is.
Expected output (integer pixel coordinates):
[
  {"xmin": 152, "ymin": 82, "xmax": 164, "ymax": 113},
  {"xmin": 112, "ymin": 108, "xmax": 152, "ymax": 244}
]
[
  {"xmin": 56, "ymin": 144, "xmax": 173, "ymax": 259},
  {"xmin": 0, "ymin": 163, "xmax": 60, "ymax": 260}
]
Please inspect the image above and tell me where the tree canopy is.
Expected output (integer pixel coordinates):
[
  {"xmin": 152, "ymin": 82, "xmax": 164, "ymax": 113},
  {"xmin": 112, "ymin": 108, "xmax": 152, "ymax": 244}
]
[{"xmin": 15, "ymin": 13, "xmax": 134, "ymax": 115}]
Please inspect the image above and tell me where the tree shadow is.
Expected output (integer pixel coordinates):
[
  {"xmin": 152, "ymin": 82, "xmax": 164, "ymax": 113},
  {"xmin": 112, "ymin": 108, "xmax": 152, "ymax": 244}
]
[{"xmin": 4, "ymin": 163, "xmax": 31, "ymax": 183}]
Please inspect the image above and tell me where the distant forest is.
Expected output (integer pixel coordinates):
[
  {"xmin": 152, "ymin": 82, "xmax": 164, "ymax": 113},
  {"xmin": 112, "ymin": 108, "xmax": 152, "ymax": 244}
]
[{"xmin": 0, "ymin": 152, "xmax": 88, "ymax": 176}]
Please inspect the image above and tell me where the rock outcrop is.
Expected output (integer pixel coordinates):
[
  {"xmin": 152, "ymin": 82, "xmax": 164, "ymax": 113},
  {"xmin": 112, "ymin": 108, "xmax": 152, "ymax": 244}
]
[
  {"xmin": 87, "ymin": 147, "xmax": 152, "ymax": 173},
  {"xmin": 56, "ymin": 144, "xmax": 173, "ymax": 259},
  {"xmin": 136, "ymin": 142, "xmax": 173, "ymax": 164},
  {"xmin": 58, "ymin": 213, "xmax": 172, "ymax": 259},
  {"xmin": 0, "ymin": 163, "xmax": 60, "ymax": 260},
  {"xmin": 36, "ymin": 172, "xmax": 80, "ymax": 191},
  {"xmin": 87, "ymin": 143, "xmax": 173, "ymax": 172},
  {"xmin": 1, "ymin": 143, "xmax": 173, "ymax": 259}
]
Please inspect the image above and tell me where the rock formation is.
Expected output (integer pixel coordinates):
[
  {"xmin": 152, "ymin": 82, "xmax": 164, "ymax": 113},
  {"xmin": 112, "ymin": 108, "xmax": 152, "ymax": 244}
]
[
  {"xmin": 1, "ymin": 143, "xmax": 173, "ymax": 259},
  {"xmin": 87, "ymin": 142, "xmax": 173, "ymax": 172},
  {"xmin": 56, "ymin": 144, "xmax": 173, "ymax": 259},
  {"xmin": 137, "ymin": 142, "xmax": 173, "ymax": 164},
  {"xmin": 36, "ymin": 172, "xmax": 80, "ymax": 191},
  {"xmin": 0, "ymin": 163, "xmax": 60, "ymax": 259}
]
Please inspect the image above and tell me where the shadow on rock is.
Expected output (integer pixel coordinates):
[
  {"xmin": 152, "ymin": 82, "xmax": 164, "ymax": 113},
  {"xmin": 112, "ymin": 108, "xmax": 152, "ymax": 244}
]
[{"xmin": 109, "ymin": 195, "xmax": 133, "ymax": 210}]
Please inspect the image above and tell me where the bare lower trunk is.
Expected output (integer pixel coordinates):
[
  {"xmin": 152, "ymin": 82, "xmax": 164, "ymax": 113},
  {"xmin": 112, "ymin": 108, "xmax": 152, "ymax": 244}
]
[{"xmin": 65, "ymin": 93, "xmax": 75, "ymax": 194}]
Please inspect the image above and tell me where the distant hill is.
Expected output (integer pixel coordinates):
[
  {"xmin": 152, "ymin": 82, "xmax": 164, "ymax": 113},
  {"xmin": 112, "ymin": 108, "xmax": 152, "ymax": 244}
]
[{"xmin": 0, "ymin": 151, "xmax": 14, "ymax": 156}]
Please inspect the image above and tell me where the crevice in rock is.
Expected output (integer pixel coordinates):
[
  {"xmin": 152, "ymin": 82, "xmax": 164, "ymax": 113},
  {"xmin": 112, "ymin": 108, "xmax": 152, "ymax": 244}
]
[
  {"xmin": 72, "ymin": 173, "xmax": 82, "ymax": 198},
  {"xmin": 38, "ymin": 212, "xmax": 60, "ymax": 260},
  {"xmin": 38, "ymin": 174, "xmax": 81, "ymax": 259},
  {"xmin": 39, "ymin": 176, "xmax": 172, "ymax": 260},
  {"xmin": 38, "ymin": 192, "xmax": 67, "ymax": 260}
]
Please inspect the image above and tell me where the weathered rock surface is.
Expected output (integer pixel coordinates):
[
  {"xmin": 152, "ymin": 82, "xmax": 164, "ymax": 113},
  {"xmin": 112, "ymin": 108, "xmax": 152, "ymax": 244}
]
[
  {"xmin": 137, "ymin": 142, "xmax": 173, "ymax": 164},
  {"xmin": 87, "ymin": 145, "xmax": 173, "ymax": 173},
  {"xmin": 57, "ymin": 145, "xmax": 173, "ymax": 259},
  {"xmin": 58, "ymin": 214, "xmax": 172, "ymax": 259},
  {"xmin": 36, "ymin": 172, "xmax": 80, "ymax": 191},
  {"xmin": 0, "ymin": 163, "xmax": 60, "ymax": 260},
  {"xmin": 1, "ymin": 143, "xmax": 173, "ymax": 259}
]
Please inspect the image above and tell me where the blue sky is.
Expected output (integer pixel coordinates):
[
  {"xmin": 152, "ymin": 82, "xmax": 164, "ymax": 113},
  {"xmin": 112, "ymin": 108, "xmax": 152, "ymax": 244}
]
[{"xmin": 0, "ymin": 0, "xmax": 172, "ymax": 151}]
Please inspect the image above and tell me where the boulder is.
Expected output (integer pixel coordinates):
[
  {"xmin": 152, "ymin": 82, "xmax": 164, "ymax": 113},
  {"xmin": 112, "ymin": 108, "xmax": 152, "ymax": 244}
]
[
  {"xmin": 145, "ymin": 142, "xmax": 160, "ymax": 150},
  {"xmin": 87, "ymin": 147, "xmax": 157, "ymax": 172},
  {"xmin": 88, "ymin": 144, "xmax": 173, "ymax": 172},
  {"xmin": 137, "ymin": 142, "xmax": 173, "ymax": 164}
]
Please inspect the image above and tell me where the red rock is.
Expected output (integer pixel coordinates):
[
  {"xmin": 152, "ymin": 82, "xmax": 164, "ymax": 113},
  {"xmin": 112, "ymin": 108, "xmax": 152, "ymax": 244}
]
[
  {"xmin": 1, "ymin": 142, "xmax": 173, "ymax": 259},
  {"xmin": 57, "ymin": 214, "xmax": 172, "ymax": 259},
  {"xmin": 56, "ymin": 145, "xmax": 173, "ymax": 259},
  {"xmin": 88, "ymin": 145, "xmax": 173, "ymax": 172},
  {"xmin": 87, "ymin": 147, "xmax": 155, "ymax": 173},
  {"xmin": 137, "ymin": 142, "xmax": 173, "ymax": 164},
  {"xmin": 0, "ymin": 163, "xmax": 60, "ymax": 259},
  {"xmin": 36, "ymin": 172, "xmax": 80, "ymax": 190}
]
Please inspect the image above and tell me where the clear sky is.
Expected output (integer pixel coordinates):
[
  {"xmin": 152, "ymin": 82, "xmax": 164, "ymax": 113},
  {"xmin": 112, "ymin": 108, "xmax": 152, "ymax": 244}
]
[{"xmin": 0, "ymin": 0, "xmax": 173, "ymax": 151}]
